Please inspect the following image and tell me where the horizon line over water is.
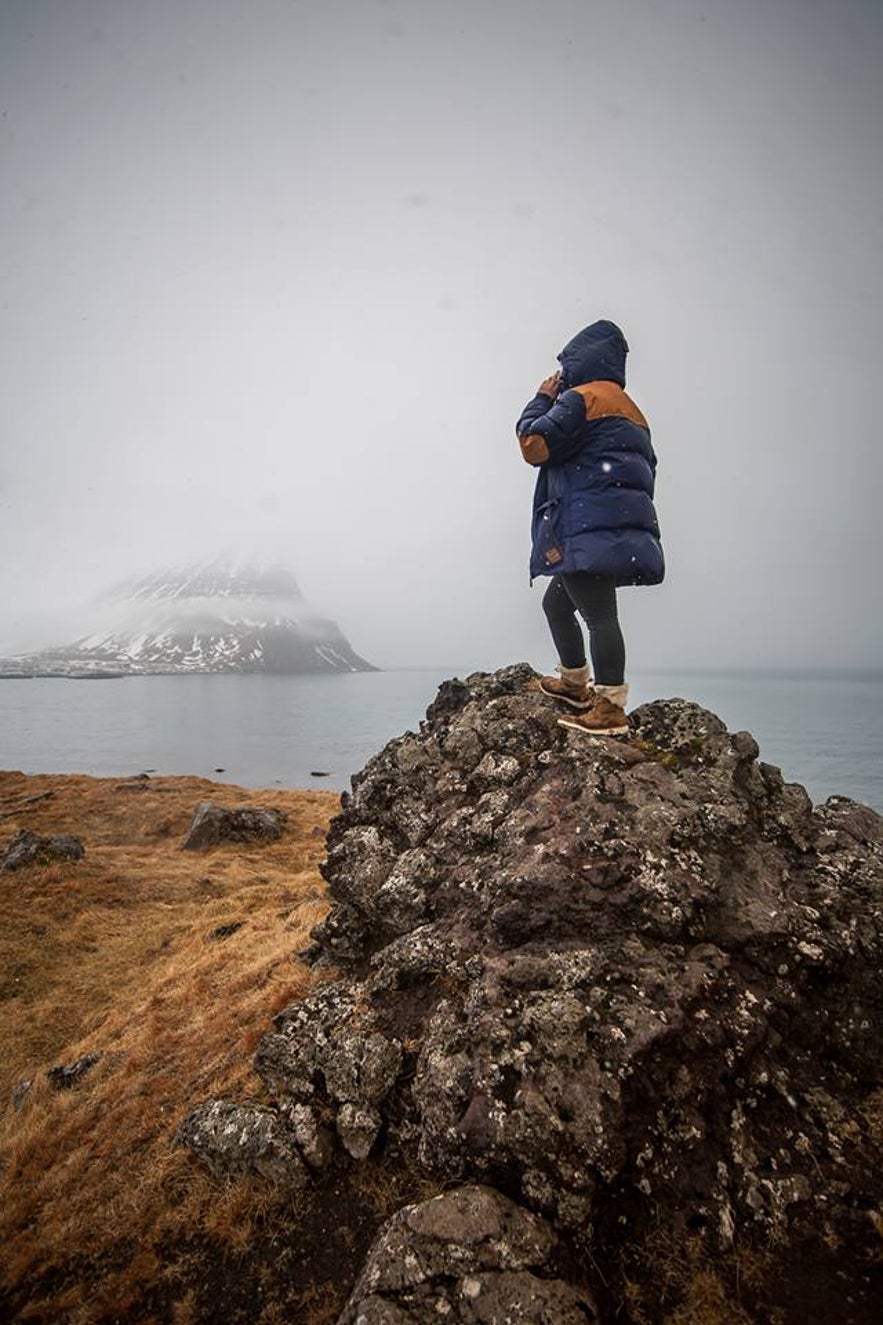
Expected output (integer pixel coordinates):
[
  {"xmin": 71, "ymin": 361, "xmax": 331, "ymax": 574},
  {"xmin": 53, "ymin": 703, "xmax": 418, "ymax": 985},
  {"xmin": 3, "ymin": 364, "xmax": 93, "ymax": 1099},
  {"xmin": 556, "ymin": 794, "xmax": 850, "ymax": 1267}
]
[
  {"xmin": 2, "ymin": 658, "xmax": 881, "ymax": 680},
  {"xmin": 0, "ymin": 666, "xmax": 880, "ymax": 812},
  {"xmin": 634, "ymin": 664, "xmax": 883, "ymax": 682},
  {"xmin": 359, "ymin": 662, "xmax": 883, "ymax": 687}
]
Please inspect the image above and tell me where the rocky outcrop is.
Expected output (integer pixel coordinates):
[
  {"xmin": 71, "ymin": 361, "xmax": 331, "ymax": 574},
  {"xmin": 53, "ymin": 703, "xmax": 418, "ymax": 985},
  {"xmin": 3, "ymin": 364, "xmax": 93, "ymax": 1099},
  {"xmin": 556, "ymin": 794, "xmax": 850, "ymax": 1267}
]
[
  {"xmin": 1, "ymin": 829, "xmax": 84, "ymax": 871},
  {"xmin": 178, "ymin": 665, "xmax": 883, "ymax": 1323},
  {"xmin": 181, "ymin": 802, "xmax": 287, "ymax": 850}
]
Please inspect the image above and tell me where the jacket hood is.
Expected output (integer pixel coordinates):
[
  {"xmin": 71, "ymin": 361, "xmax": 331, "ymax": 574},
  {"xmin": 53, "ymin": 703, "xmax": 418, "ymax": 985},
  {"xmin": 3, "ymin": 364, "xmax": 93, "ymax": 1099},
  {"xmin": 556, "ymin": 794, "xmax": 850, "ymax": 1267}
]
[{"xmin": 557, "ymin": 320, "xmax": 628, "ymax": 388}]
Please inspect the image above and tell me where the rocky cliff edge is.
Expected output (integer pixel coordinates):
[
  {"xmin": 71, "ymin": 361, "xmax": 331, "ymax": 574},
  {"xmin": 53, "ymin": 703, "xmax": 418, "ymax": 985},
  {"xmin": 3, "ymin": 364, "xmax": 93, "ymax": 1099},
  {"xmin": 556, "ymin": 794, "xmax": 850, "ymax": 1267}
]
[{"xmin": 179, "ymin": 664, "xmax": 883, "ymax": 1323}]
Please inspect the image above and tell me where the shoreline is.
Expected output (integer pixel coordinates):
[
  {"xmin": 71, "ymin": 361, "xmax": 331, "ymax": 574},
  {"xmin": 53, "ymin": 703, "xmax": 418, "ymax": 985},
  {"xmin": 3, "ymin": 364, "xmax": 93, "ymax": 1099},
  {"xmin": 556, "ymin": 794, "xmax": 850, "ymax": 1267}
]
[{"xmin": 0, "ymin": 766, "xmax": 337, "ymax": 795}]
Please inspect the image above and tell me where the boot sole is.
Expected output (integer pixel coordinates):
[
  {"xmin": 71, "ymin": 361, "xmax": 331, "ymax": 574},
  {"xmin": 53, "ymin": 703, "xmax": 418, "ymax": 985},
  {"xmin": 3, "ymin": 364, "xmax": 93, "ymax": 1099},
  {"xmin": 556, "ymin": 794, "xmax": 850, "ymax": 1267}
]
[
  {"xmin": 537, "ymin": 681, "xmax": 593, "ymax": 709},
  {"xmin": 558, "ymin": 716, "xmax": 630, "ymax": 737}
]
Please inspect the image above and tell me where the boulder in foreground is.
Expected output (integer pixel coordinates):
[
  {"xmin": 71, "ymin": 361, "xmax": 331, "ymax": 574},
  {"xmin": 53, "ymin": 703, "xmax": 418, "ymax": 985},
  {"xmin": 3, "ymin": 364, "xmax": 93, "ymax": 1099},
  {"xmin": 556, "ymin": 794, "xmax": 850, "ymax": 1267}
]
[
  {"xmin": 338, "ymin": 1184, "xmax": 598, "ymax": 1324},
  {"xmin": 179, "ymin": 665, "xmax": 883, "ymax": 1323}
]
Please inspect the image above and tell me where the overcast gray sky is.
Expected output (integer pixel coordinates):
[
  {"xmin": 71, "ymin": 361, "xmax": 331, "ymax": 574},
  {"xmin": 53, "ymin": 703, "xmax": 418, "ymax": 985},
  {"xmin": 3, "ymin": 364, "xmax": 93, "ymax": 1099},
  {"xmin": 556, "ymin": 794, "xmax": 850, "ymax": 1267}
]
[{"xmin": 2, "ymin": 0, "xmax": 881, "ymax": 670}]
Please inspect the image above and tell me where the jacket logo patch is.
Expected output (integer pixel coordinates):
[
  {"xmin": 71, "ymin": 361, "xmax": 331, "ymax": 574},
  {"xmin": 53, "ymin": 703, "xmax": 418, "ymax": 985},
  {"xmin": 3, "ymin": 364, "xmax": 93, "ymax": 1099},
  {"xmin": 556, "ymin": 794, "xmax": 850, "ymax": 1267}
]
[{"xmin": 545, "ymin": 546, "xmax": 563, "ymax": 565}]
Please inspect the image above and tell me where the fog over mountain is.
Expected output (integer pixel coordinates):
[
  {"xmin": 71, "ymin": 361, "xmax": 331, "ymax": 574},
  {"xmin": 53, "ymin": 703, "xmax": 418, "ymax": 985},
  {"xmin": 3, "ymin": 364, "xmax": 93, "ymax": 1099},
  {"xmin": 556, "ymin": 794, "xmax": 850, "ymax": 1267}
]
[
  {"xmin": 2, "ymin": 561, "xmax": 374, "ymax": 676},
  {"xmin": 2, "ymin": 0, "xmax": 881, "ymax": 672}
]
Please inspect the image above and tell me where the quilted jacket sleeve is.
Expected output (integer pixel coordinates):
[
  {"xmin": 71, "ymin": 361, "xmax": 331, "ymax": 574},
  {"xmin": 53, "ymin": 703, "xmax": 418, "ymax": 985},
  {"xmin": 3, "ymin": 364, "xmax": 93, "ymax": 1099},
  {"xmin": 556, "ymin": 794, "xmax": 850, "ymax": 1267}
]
[{"xmin": 516, "ymin": 389, "xmax": 586, "ymax": 466}]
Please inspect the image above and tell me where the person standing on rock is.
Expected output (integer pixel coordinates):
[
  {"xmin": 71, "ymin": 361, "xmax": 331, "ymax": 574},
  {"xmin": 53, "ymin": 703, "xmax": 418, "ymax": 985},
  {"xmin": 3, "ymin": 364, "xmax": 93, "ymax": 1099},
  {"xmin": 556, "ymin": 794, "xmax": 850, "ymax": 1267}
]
[{"xmin": 516, "ymin": 319, "xmax": 664, "ymax": 735}]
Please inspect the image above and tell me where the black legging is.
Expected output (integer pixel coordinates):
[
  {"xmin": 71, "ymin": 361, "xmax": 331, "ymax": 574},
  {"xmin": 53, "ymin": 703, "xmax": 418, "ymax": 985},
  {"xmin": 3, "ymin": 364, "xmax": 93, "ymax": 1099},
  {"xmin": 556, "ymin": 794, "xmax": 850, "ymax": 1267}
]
[{"xmin": 542, "ymin": 573, "xmax": 625, "ymax": 685}]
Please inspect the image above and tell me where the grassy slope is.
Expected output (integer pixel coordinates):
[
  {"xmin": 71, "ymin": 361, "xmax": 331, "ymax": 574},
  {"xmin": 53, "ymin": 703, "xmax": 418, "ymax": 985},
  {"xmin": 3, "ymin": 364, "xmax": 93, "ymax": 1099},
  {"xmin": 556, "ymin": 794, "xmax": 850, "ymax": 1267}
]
[{"xmin": 0, "ymin": 770, "xmax": 342, "ymax": 1323}]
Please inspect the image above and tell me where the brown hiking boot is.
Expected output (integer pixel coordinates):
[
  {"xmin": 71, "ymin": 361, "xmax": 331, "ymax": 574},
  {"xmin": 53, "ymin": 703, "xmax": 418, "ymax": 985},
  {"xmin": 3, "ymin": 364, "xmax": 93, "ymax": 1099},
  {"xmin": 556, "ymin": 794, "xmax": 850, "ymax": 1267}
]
[
  {"xmin": 558, "ymin": 685, "xmax": 629, "ymax": 736},
  {"xmin": 536, "ymin": 663, "xmax": 594, "ymax": 709}
]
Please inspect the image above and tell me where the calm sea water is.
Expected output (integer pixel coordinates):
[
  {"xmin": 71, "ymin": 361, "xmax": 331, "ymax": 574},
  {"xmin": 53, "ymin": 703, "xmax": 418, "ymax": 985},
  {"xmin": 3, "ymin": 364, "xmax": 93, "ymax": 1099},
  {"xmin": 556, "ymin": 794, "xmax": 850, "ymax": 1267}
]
[{"xmin": 0, "ymin": 668, "xmax": 880, "ymax": 812}]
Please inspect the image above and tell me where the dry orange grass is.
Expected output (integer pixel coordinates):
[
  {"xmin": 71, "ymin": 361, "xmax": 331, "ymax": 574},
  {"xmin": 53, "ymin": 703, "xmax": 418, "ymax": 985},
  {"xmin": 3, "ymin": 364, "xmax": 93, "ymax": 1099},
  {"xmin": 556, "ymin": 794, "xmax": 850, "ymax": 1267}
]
[{"xmin": 0, "ymin": 770, "xmax": 339, "ymax": 1322}]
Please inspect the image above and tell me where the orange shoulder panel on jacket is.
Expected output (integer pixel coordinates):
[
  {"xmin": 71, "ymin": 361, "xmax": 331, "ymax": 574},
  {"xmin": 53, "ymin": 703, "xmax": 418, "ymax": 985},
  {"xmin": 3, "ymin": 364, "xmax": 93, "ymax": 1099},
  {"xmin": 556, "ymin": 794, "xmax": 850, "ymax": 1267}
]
[
  {"xmin": 519, "ymin": 433, "xmax": 551, "ymax": 465},
  {"xmin": 573, "ymin": 381, "xmax": 648, "ymax": 429}
]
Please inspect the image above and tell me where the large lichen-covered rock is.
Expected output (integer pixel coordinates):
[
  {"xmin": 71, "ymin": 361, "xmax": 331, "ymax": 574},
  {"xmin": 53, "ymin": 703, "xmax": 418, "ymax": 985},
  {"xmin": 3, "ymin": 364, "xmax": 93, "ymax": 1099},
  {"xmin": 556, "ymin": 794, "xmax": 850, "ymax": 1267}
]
[
  {"xmin": 179, "ymin": 665, "xmax": 883, "ymax": 1322},
  {"xmin": 338, "ymin": 1184, "xmax": 597, "ymax": 1324}
]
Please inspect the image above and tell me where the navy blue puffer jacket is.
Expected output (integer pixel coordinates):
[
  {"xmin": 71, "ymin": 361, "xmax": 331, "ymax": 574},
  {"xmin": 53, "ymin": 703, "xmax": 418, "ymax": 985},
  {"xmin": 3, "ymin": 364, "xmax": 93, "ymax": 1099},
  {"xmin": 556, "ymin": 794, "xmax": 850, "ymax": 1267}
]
[{"xmin": 516, "ymin": 320, "xmax": 664, "ymax": 586}]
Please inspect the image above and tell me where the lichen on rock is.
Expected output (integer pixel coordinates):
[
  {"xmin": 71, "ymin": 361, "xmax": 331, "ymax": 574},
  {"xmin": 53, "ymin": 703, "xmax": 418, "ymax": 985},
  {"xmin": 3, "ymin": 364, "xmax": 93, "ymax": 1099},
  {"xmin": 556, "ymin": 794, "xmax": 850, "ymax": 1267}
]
[
  {"xmin": 177, "ymin": 664, "xmax": 883, "ymax": 1322},
  {"xmin": 338, "ymin": 1184, "xmax": 597, "ymax": 1324},
  {"xmin": 174, "ymin": 1100, "xmax": 307, "ymax": 1186}
]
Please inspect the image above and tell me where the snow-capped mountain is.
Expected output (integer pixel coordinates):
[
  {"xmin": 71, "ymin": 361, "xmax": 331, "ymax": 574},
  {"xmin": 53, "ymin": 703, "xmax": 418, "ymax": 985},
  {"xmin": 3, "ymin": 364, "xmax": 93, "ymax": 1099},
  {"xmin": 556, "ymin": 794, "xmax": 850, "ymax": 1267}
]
[{"xmin": 2, "ymin": 563, "xmax": 375, "ymax": 677}]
